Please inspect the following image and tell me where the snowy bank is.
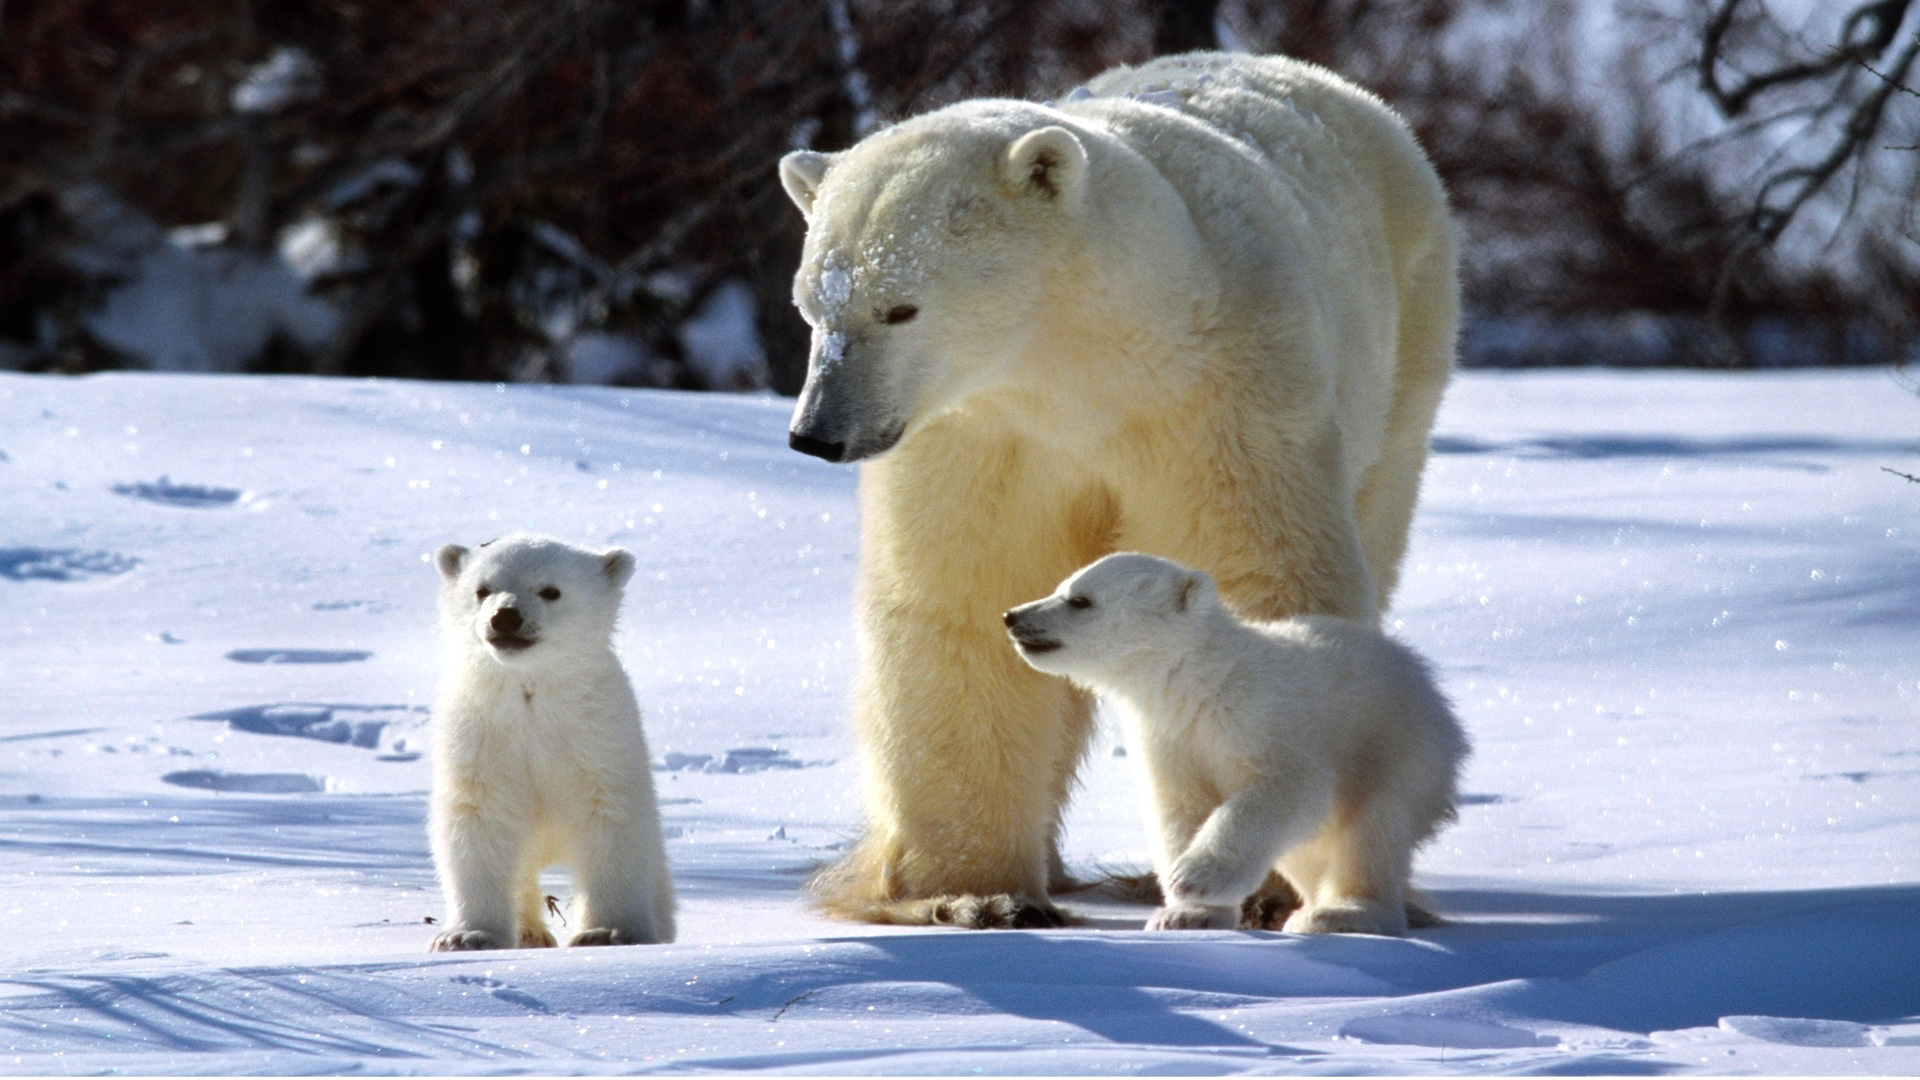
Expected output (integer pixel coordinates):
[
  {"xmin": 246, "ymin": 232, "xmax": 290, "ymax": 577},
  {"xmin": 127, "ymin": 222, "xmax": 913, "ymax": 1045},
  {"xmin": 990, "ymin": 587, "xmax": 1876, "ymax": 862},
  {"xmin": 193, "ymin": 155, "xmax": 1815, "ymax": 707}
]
[{"xmin": 1, "ymin": 369, "xmax": 1917, "ymax": 1073}]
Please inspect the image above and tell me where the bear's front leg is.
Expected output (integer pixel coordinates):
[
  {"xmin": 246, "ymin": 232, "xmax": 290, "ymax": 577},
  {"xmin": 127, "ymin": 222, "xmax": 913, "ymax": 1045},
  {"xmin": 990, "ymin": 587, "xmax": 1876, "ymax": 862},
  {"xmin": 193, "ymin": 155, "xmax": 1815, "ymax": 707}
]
[
  {"xmin": 1160, "ymin": 775, "xmax": 1332, "ymax": 917},
  {"xmin": 821, "ymin": 600, "xmax": 1091, "ymax": 927},
  {"xmin": 428, "ymin": 804, "xmax": 527, "ymax": 952},
  {"xmin": 565, "ymin": 809, "xmax": 673, "ymax": 946},
  {"xmin": 811, "ymin": 431, "xmax": 1113, "ymax": 928}
]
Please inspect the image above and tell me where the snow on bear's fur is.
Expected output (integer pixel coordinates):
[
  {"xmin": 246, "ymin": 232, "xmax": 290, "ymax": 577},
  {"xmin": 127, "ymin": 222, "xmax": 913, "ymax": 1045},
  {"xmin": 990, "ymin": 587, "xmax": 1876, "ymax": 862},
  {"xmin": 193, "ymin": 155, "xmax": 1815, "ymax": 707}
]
[
  {"xmin": 780, "ymin": 51, "xmax": 1458, "ymax": 927},
  {"xmin": 427, "ymin": 534, "xmax": 675, "ymax": 950},
  {"xmin": 1008, "ymin": 553, "xmax": 1466, "ymax": 936}
]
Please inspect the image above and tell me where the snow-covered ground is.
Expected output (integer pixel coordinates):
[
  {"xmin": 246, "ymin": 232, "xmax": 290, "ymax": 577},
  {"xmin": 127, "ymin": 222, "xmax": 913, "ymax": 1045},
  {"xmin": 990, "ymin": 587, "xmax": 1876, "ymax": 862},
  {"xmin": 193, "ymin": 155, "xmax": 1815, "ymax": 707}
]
[{"xmin": 2, "ymin": 368, "xmax": 1917, "ymax": 1074}]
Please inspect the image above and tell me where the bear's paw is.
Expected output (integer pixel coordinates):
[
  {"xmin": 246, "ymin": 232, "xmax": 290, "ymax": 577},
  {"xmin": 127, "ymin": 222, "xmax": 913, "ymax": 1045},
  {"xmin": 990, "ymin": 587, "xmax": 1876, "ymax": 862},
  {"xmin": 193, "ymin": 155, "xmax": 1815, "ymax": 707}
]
[
  {"xmin": 568, "ymin": 926, "xmax": 660, "ymax": 947},
  {"xmin": 1147, "ymin": 902, "xmax": 1238, "ymax": 931},
  {"xmin": 927, "ymin": 893, "xmax": 1067, "ymax": 930},
  {"xmin": 1282, "ymin": 902, "xmax": 1406, "ymax": 937},
  {"xmin": 1239, "ymin": 873, "xmax": 1303, "ymax": 929},
  {"xmin": 428, "ymin": 929, "xmax": 511, "ymax": 952}
]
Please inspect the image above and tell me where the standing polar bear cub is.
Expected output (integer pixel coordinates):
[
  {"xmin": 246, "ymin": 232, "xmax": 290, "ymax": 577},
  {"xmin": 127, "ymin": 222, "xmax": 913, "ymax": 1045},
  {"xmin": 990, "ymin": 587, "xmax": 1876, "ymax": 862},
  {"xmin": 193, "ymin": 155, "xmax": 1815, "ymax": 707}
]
[
  {"xmin": 1008, "ymin": 554, "xmax": 1466, "ymax": 935},
  {"xmin": 427, "ymin": 534, "xmax": 674, "ymax": 951},
  {"xmin": 781, "ymin": 50, "xmax": 1458, "ymax": 925}
]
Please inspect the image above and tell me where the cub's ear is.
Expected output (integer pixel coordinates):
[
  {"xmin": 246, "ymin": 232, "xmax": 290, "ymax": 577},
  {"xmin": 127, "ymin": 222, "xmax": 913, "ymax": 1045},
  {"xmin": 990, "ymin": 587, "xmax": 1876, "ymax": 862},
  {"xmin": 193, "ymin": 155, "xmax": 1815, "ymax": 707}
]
[
  {"xmin": 602, "ymin": 548, "xmax": 637, "ymax": 589},
  {"xmin": 1004, "ymin": 126, "xmax": 1087, "ymax": 207},
  {"xmin": 1174, "ymin": 571, "xmax": 1205, "ymax": 613},
  {"xmin": 435, "ymin": 544, "xmax": 468, "ymax": 581},
  {"xmin": 780, "ymin": 151, "xmax": 832, "ymax": 216}
]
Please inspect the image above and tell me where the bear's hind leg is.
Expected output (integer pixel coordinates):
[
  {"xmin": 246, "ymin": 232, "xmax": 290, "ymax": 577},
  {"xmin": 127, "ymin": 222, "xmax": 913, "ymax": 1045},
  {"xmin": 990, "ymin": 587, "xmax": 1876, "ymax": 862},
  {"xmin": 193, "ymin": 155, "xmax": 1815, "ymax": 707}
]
[
  {"xmin": 1352, "ymin": 226, "xmax": 1456, "ymax": 615},
  {"xmin": 1281, "ymin": 793, "xmax": 1418, "ymax": 937}
]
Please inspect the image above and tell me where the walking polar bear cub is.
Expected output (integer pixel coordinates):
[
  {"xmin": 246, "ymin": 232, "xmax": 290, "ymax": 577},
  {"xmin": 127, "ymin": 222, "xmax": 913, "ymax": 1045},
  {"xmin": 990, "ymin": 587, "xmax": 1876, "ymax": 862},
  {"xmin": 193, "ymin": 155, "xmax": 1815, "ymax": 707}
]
[
  {"xmin": 1008, "ymin": 554, "xmax": 1466, "ymax": 935},
  {"xmin": 781, "ymin": 51, "xmax": 1457, "ymax": 926},
  {"xmin": 427, "ymin": 534, "xmax": 675, "ymax": 951}
]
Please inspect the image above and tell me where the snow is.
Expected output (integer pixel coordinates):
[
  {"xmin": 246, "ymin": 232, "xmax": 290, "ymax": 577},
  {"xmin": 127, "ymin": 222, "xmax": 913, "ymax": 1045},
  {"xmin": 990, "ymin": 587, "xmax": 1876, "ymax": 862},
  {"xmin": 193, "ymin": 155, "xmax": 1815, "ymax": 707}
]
[
  {"xmin": 2, "ymin": 368, "xmax": 1918, "ymax": 1074},
  {"xmin": 815, "ymin": 253, "xmax": 854, "ymax": 317},
  {"xmin": 56, "ymin": 187, "xmax": 339, "ymax": 374},
  {"xmin": 677, "ymin": 280, "xmax": 769, "ymax": 391},
  {"xmin": 563, "ymin": 333, "xmax": 655, "ymax": 387},
  {"xmin": 230, "ymin": 48, "xmax": 322, "ymax": 115},
  {"xmin": 827, "ymin": 0, "xmax": 878, "ymax": 136}
]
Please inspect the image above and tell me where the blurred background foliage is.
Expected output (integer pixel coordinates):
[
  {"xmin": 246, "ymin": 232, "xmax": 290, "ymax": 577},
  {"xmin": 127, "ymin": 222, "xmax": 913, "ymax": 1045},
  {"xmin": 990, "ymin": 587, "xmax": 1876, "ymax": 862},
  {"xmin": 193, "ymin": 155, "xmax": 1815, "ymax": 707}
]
[{"xmin": 2, "ymin": 0, "xmax": 1915, "ymax": 389}]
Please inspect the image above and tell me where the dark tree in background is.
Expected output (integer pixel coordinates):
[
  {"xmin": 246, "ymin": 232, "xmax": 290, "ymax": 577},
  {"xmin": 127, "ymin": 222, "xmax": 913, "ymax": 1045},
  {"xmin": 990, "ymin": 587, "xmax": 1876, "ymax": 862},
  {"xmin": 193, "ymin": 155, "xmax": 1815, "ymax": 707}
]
[
  {"xmin": 2, "ymin": 0, "xmax": 1913, "ymax": 383},
  {"xmin": 2, "ymin": 0, "xmax": 1128, "ymax": 388},
  {"xmin": 1695, "ymin": 0, "xmax": 1919, "ymax": 323}
]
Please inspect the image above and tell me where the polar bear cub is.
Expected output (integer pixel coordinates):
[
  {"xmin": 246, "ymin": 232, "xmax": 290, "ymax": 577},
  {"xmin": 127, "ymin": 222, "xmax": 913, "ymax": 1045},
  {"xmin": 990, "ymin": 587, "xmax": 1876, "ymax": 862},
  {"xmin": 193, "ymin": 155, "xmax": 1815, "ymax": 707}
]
[
  {"xmin": 427, "ymin": 533, "xmax": 675, "ymax": 950},
  {"xmin": 1007, "ymin": 553, "xmax": 1465, "ymax": 935}
]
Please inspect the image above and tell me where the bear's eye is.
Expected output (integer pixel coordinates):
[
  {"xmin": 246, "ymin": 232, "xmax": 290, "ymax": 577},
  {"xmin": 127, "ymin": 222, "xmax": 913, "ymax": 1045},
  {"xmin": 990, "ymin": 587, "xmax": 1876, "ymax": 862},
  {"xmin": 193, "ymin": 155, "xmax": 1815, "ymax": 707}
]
[
  {"xmin": 1066, "ymin": 595, "xmax": 1092, "ymax": 610},
  {"xmin": 882, "ymin": 304, "xmax": 919, "ymax": 325},
  {"xmin": 539, "ymin": 587, "xmax": 561, "ymax": 602},
  {"xmin": 475, "ymin": 586, "xmax": 491, "ymax": 601}
]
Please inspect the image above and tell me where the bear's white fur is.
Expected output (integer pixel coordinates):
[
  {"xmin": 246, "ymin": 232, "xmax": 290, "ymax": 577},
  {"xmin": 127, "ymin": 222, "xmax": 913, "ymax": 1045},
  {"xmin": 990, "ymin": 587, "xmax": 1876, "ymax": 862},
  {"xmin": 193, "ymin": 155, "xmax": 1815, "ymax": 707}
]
[
  {"xmin": 427, "ymin": 533, "xmax": 674, "ymax": 950},
  {"xmin": 1008, "ymin": 553, "xmax": 1466, "ymax": 935},
  {"xmin": 780, "ymin": 51, "xmax": 1457, "ymax": 925}
]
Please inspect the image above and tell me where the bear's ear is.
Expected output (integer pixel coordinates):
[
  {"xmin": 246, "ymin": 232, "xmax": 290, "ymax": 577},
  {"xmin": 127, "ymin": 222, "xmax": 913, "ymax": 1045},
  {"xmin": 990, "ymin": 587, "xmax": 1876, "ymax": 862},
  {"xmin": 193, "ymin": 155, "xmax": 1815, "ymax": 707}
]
[
  {"xmin": 1174, "ymin": 571, "xmax": 1205, "ymax": 613},
  {"xmin": 1004, "ymin": 126, "xmax": 1087, "ymax": 208},
  {"xmin": 780, "ymin": 151, "xmax": 831, "ymax": 216},
  {"xmin": 602, "ymin": 548, "xmax": 637, "ymax": 589},
  {"xmin": 435, "ymin": 544, "xmax": 468, "ymax": 581}
]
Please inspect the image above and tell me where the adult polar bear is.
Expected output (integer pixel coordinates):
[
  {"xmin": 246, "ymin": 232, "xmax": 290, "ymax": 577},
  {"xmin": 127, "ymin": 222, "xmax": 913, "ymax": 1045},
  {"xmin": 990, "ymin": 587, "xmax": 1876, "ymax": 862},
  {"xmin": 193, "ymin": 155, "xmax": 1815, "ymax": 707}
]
[{"xmin": 780, "ymin": 52, "xmax": 1457, "ymax": 927}]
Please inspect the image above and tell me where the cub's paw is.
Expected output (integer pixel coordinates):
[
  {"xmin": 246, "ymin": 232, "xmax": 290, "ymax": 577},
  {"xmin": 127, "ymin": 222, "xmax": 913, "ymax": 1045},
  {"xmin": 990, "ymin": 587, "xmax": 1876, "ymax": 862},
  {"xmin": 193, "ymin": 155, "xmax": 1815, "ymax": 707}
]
[
  {"xmin": 1146, "ymin": 902, "xmax": 1238, "ymax": 931},
  {"xmin": 568, "ymin": 926, "xmax": 659, "ymax": 947},
  {"xmin": 1163, "ymin": 853, "xmax": 1251, "ymax": 907},
  {"xmin": 519, "ymin": 926, "xmax": 557, "ymax": 949},
  {"xmin": 1239, "ymin": 872, "xmax": 1302, "ymax": 930},
  {"xmin": 1282, "ymin": 902, "xmax": 1405, "ymax": 937},
  {"xmin": 428, "ymin": 929, "xmax": 510, "ymax": 952},
  {"xmin": 927, "ymin": 893, "xmax": 1068, "ymax": 930}
]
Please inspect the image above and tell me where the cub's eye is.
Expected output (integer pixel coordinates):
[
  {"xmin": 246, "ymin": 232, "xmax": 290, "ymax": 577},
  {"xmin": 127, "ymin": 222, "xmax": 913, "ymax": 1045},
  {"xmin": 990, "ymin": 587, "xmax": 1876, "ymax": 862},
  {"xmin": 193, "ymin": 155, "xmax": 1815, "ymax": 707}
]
[
  {"xmin": 1066, "ymin": 595, "xmax": 1092, "ymax": 610},
  {"xmin": 475, "ymin": 586, "xmax": 491, "ymax": 601},
  {"xmin": 539, "ymin": 587, "xmax": 561, "ymax": 602},
  {"xmin": 882, "ymin": 304, "xmax": 919, "ymax": 325}
]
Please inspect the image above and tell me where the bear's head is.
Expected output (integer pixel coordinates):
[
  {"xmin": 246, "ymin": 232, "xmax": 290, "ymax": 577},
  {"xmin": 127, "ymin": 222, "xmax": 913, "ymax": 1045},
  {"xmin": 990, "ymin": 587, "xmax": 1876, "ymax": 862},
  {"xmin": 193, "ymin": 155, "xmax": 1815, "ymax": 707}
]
[
  {"xmin": 779, "ymin": 102, "xmax": 1093, "ymax": 463},
  {"xmin": 1004, "ymin": 552, "xmax": 1216, "ymax": 684},
  {"xmin": 434, "ymin": 533, "xmax": 636, "ymax": 665}
]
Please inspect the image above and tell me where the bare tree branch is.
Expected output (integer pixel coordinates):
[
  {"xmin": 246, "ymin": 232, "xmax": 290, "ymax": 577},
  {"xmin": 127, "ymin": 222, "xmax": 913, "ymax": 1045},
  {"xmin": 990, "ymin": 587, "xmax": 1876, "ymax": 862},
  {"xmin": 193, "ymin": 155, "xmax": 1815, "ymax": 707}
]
[{"xmin": 1701, "ymin": 0, "xmax": 1913, "ymax": 116}]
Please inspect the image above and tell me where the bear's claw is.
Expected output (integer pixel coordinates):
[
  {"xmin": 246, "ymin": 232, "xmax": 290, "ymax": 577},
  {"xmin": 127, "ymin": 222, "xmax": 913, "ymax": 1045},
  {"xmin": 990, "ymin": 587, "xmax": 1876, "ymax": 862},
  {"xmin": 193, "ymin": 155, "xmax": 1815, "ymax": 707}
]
[
  {"xmin": 428, "ymin": 929, "xmax": 510, "ymax": 952},
  {"xmin": 1147, "ymin": 902, "xmax": 1238, "ymax": 930},
  {"xmin": 927, "ymin": 893, "xmax": 1068, "ymax": 930},
  {"xmin": 568, "ymin": 927, "xmax": 657, "ymax": 947}
]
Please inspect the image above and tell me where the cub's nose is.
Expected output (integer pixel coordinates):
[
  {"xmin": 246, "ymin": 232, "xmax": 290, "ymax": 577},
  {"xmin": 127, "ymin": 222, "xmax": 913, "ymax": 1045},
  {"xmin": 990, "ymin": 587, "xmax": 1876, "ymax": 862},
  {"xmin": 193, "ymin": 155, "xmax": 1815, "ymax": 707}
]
[
  {"xmin": 1003, "ymin": 609, "xmax": 1019, "ymax": 628},
  {"xmin": 490, "ymin": 607, "xmax": 523, "ymax": 634}
]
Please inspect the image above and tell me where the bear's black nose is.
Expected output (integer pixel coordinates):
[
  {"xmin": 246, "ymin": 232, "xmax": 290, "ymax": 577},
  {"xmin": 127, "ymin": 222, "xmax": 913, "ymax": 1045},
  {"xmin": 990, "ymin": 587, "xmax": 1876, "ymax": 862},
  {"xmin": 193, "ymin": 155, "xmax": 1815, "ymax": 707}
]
[
  {"xmin": 490, "ymin": 607, "xmax": 523, "ymax": 633},
  {"xmin": 1003, "ymin": 610, "xmax": 1019, "ymax": 627},
  {"xmin": 789, "ymin": 432, "xmax": 846, "ymax": 462}
]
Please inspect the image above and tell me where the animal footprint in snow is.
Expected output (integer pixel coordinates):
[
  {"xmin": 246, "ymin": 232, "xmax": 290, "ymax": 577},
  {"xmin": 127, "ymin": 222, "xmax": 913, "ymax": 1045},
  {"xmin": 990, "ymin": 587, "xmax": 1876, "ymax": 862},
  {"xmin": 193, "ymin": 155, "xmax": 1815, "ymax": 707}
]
[
  {"xmin": 0, "ymin": 547, "xmax": 138, "ymax": 582},
  {"xmin": 189, "ymin": 702, "xmax": 426, "ymax": 752},
  {"xmin": 111, "ymin": 476, "xmax": 246, "ymax": 508},
  {"xmin": 225, "ymin": 648, "xmax": 372, "ymax": 664},
  {"xmin": 162, "ymin": 770, "xmax": 326, "ymax": 794},
  {"xmin": 656, "ymin": 747, "xmax": 815, "ymax": 773}
]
